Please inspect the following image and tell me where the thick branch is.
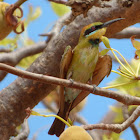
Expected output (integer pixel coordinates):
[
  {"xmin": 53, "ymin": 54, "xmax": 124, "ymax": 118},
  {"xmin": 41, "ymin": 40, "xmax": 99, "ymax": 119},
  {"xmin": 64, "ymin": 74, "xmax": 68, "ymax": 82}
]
[
  {"xmin": 112, "ymin": 27, "xmax": 140, "ymax": 39},
  {"xmin": 1, "ymin": 0, "xmax": 140, "ymax": 138}
]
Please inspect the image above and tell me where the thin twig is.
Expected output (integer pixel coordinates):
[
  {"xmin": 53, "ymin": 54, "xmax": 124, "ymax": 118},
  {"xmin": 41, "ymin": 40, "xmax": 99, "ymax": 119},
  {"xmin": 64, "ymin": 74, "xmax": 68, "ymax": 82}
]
[
  {"xmin": 48, "ymin": 0, "xmax": 67, "ymax": 5},
  {"xmin": 0, "ymin": 41, "xmax": 47, "ymax": 81},
  {"xmin": 0, "ymin": 48, "xmax": 11, "ymax": 53},
  {"xmin": 82, "ymin": 106, "xmax": 140, "ymax": 133},
  {"xmin": 123, "ymin": 105, "xmax": 140, "ymax": 140},
  {"xmin": 40, "ymin": 12, "xmax": 72, "ymax": 42},
  {"xmin": 14, "ymin": 0, "xmax": 28, "ymax": 7},
  {"xmin": 12, "ymin": 119, "xmax": 29, "ymax": 140},
  {"xmin": 1, "ymin": 63, "xmax": 140, "ymax": 106}
]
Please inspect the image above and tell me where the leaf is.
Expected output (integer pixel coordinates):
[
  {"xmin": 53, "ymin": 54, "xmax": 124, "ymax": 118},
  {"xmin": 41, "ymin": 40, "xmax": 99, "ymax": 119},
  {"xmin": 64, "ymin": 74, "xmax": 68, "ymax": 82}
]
[
  {"xmin": 18, "ymin": 53, "xmax": 41, "ymax": 68},
  {"xmin": 109, "ymin": 59, "xmax": 140, "ymax": 96},
  {"xmin": 103, "ymin": 132, "xmax": 123, "ymax": 140},
  {"xmin": 135, "ymin": 50, "xmax": 140, "ymax": 59},
  {"xmin": 25, "ymin": 6, "xmax": 41, "ymax": 27},
  {"xmin": 110, "ymin": 106, "xmax": 124, "ymax": 123},
  {"xmin": 30, "ymin": 7, "xmax": 42, "ymax": 21},
  {"xmin": 0, "ymin": 38, "xmax": 17, "ymax": 47},
  {"xmin": 99, "ymin": 49, "xmax": 110, "ymax": 56},
  {"xmin": 131, "ymin": 35, "xmax": 140, "ymax": 50},
  {"xmin": 50, "ymin": 2, "xmax": 70, "ymax": 17},
  {"xmin": 101, "ymin": 36, "xmax": 111, "ymax": 49}
]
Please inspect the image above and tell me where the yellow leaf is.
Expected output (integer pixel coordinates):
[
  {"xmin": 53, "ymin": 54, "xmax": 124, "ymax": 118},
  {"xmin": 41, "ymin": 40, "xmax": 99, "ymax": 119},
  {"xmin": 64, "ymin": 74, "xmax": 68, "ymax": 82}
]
[
  {"xmin": 99, "ymin": 49, "xmax": 110, "ymax": 56},
  {"xmin": 131, "ymin": 35, "xmax": 140, "ymax": 50},
  {"xmin": 50, "ymin": 2, "xmax": 70, "ymax": 17},
  {"xmin": 101, "ymin": 36, "xmax": 111, "ymax": 49},
  {"xmin": 135, "ymin": 50, "xmax": 140, "ymax": 59}
]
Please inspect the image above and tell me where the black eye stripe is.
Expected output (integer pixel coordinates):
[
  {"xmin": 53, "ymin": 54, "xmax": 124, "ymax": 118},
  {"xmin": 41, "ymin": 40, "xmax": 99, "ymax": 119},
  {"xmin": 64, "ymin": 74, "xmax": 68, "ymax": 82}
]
[
  {"xmin": 84, "ymin": 27, "xmax": 95, "ymax": 36},
  {"xmin": 84, "ymin": 24, "xmax": 103, "ymax": 36}
]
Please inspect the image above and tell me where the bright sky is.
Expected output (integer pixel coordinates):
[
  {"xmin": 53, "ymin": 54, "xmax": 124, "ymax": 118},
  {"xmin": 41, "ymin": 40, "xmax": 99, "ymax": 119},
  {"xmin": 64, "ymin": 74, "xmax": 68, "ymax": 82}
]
[{"xmin": 1, "ymin": 0, "xmax": 140, "ymax": 140}]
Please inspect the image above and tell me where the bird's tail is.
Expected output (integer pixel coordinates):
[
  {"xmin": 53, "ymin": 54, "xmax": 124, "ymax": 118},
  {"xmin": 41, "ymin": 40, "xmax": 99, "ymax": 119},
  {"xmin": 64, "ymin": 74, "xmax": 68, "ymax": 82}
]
[{"xmin": 48, "ymin": 102, "xmax": 71, "ymax": 137}]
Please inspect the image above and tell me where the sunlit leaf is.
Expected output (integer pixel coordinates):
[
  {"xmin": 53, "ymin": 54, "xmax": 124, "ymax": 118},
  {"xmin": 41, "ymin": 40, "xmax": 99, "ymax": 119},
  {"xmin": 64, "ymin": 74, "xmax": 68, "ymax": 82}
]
[
  {"xmin": 99, "ymin": 49, "xmax": 110, "ymax": 56},
  {"xmin": 30, "ymin": 7, "xmax": 42, "ymax": 21},
  {"xmin": 135, "ymin": 50, "xmax": 140, "ymax": 59},
  {"xmin": 50, "ymin": 2, "xmax": 70, "ymax": 17},
  {"xmin": 18, "ymin": 53, "xmax": 41, "ymax": 68},
  {"xmin": 101, "ymin": 36, "xmax": 111, "ymax": 48},
  {"xmin": 25, "ymin": 6, "xmax": 41, "ymax": 27},
  {"xmin": 109, "ymin": 59, "xmax": 140, "ymax": 97},
  {"xmin": 131, "ymin": 35, "xmax": 140, "ymax": 50},
  {"xmin": 110, "ymin": 106, "xmax": 124, "ymax": 123},
  {"xmin": 103, "ymin": 132, "xmax": 123, "ymax": 140}
]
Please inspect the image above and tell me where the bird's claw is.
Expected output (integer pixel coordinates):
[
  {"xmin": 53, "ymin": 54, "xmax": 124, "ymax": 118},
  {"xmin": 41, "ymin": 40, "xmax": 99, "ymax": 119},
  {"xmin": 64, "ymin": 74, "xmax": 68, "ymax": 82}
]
[
  {"xmin": 69, "ymin": 78, "xmax": 74, "ymax": 86},
  {"xmin": 92, "ymin": 84, "xmax": 97, "ymax": 93}
]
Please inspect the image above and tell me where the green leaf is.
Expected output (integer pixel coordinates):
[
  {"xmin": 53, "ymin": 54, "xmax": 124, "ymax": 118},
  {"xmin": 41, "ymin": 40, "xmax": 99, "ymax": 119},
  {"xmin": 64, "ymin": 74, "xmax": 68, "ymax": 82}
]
[
  {"xmin": 131, "ymin": 35, "xmax": 140, "ymax": 50},
  {"xmin": 103, "ymin": 132, "xmax": 123, "ymax": 140},
  {"xmin": 109, "ymin": 59, "xmax": 140, "ymax": 96},
  {"xmin": 99, "ymin": 49, "xmax": 110, "ymax": 56},
  {"xmin": 135, "ymin": 50, "xmax": 140, "ymax": 59},
  {"xmin": 30, "ymin": 7, "xmax": 42, "ymax": 21},
  {"xmin": 18, "ymin": 53, "xmax": 41, "ymax": 68},
  {"xmin": 25, "ymin": 6, "xmax": 42, "ymax": 27},
  {"xmin": 110, "ymin": 106, "xmax": 124, "ymax": 123},
  {"xmin": 101, "ymin": 36, "xmax": 111, "ymax": 49},
  {"xmin": 50, "ymin": 2, "xmax": 70, "ymax": 17}
]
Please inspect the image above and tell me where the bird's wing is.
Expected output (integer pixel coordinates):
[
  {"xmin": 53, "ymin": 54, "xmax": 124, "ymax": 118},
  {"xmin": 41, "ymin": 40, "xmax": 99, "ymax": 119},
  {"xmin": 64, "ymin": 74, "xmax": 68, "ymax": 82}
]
[
  {"xmin": 60, "ymin": 46, "xmax": 73, "ymax": 79},
  {"xmin": 70, "ymin": 55, "xmax": 112, "ymax": 110},
  {"xmin": 59, "ymin": 46, "xmax": 73, "ymax": 113}
]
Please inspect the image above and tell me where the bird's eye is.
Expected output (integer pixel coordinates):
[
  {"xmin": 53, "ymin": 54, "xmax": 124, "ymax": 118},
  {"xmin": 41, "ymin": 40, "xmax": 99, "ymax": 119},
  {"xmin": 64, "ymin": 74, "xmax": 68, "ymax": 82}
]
[{"xmin": 84, "ymin": 26, "xmax": 96, "ymax": 36}]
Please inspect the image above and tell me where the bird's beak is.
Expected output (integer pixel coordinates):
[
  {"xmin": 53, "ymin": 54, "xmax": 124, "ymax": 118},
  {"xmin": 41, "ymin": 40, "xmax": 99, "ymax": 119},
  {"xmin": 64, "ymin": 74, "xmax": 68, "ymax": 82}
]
[{"xmin": 100, "ymin": 18, "xmax": 124, "ymax": 28}]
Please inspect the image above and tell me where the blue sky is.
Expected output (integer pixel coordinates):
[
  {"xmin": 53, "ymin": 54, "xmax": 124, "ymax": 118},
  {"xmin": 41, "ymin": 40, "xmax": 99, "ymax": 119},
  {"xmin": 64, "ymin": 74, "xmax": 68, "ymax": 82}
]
[{"xmin": 1, "ymin": 0, "xmax": 140, "ymax": 140}]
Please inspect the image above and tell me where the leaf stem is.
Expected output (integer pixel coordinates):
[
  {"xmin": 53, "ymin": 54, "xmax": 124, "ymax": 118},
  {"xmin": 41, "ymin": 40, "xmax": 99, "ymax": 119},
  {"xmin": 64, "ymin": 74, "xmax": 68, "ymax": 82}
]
[
  {"xmin": 111, "ymin": 70, "xmax": 133, "ymax": 80},
  {"xmin": 117, "ymin": 69, "xmax": 134, "ymax": 77},
  {"xmin": 112, "ymin": 48, "xmax": 136, "ymax": 76},
  {"xmin": 136, "ymin": 62, "xmax": 140, "ymax": 77},
  {"xmin": 103, "ymin": 80, "xmax": 137, "ymax": 89},
  {"xmin": 110, "ymin": 48, "xmax": 135, "ymax": 76},
  {"xmin": 31, "ymin": 110, "xmax": 71, "ymax": 127}
]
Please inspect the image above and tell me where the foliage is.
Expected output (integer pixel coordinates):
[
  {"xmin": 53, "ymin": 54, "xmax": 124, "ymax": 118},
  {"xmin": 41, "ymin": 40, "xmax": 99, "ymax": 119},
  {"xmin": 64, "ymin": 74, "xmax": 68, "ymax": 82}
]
[{"xmin": 50, "ymin": 2, "xmax": 70, "ymax": 17}]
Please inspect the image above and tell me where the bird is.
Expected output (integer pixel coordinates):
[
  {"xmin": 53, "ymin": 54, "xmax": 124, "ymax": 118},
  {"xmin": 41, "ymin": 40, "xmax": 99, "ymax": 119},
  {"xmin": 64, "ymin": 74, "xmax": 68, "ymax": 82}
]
[{"xmin": 48, "ymin": 18, "xmax": 124, "ymax": 137}]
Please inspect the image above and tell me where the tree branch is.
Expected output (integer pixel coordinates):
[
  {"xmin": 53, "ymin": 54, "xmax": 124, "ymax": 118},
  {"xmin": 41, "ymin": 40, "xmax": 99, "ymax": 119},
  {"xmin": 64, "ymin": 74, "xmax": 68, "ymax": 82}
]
[
  {"xmin": 111, "ymin": 27, "xmax": 140, "ymax": 39},
  {"xmin": 43, "ymin": 99, "xmax": 100, "ymax": 140},
  {"xmin": 0, "ymin": 63, "xmax": 140, "ymax": 106},
  {"xmin": 122, "ymin": 105, "xmax": 140, "ymax": 140},
  {"xmin": 48, "ymin": 0, "xmax": 67, "ymax": 5},
  {"xmin": 0, "ymin": 41, "xmax": 46, "ymax": 81},
  {"xmin": 0, "ymin": 48, "xmax": 11, "ymax": 53},
  {"xmin": 12, "ymin": 119, "xmax": 29, "ymax": 140},
  {"xmin": 82, "ymin": 106, "xmax": 140, "ymax": 133}
]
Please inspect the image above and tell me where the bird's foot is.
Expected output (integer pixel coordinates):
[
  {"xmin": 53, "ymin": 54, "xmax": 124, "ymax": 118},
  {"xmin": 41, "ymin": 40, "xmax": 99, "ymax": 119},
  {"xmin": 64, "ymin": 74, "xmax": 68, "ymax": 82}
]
[
  {"xmin": 69, "ymin": 78, "xmax": 74, "ymax": 86},
  {"xmin": 92, "ymin": 84, "xmax": 97, "ymax": 93}
]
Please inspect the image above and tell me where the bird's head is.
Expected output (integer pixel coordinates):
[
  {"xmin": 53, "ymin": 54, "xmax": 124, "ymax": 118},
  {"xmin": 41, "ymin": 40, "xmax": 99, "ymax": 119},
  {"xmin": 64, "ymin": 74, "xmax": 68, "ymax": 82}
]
[{"xmin": 79, "ymin": 18, "xmax": 124, "ymax": 42}]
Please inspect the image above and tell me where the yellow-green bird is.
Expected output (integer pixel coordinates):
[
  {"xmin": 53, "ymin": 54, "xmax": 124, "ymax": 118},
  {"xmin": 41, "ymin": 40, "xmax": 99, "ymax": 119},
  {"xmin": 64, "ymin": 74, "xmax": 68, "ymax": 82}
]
[{"xmin": 48, "ymin": 18, "xmax": 124, "ymax": 137}]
